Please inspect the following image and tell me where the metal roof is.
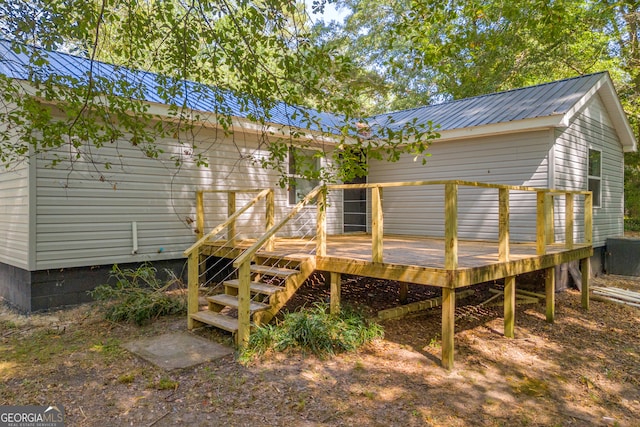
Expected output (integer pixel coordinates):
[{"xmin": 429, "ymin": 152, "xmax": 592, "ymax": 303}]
[
  {"xmin": 0, "ymin": 40, "xmax": 635, "ymax": 151},
  {"xmin": 368, "ymin": 72, "xmax": 608, "ymax": 132},
  {"xmin": 0, "ymin": 39, "xmax": 345, "ymax": 134}
]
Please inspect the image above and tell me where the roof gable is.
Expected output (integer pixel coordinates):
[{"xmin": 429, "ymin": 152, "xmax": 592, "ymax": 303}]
[{"xmin": 369, "ymin": 73, "xmax": 637, "ymax": 152}]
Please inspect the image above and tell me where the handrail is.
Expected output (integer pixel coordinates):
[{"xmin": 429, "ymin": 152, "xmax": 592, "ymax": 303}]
[
  {"xmin": 183, "ymin": 188, "xmax": 272, "ymax": 256},
  {"xmin": 233, "ymin": 185, "xmax": 324, "ymax": 267},
  {"xmin": 327, "ymin": 179, "xmax": 591, "ymax": 195}
]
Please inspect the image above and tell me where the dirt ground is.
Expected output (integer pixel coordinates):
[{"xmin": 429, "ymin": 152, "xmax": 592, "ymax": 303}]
[{"xmin": 1, "ymin": 274, "xmax": 639, "ymax": 427}]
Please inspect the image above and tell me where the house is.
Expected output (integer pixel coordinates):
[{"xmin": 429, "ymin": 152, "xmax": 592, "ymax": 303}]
[
  {"xmin": 0, "ymin": 40, "xmax": 636, "ymax": 313},
  {"xmin": 366, "ymin": 72, "xmax": 636, "ymax": 275}
]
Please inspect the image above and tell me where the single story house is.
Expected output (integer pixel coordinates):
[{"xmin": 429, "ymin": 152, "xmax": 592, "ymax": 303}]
[{"xmin": 0, "ymin": 41, "xmax": 636, "ymax": 312}]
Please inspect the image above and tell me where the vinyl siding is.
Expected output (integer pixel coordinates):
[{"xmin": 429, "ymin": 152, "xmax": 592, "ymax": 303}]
[
  {"xmin": 34, "ymin": 123, "xmax": 340, "ymax": 269},
  {"xmin": 554, "ymin": 94, "xmax": 624, "ymax": 247},
  {"xmin": 368, "ymin": 130, "xmax": 552, "ymax": 241},
  {"xmin": 0, "ymin": 160, "xmax": 30, "ymax": 269}
]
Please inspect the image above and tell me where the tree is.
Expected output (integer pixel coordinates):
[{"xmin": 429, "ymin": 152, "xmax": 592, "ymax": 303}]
[
  {"xmin": 318, "ymin": 0, "xmax": 640, "ymax": 219},
  {"xmin": 0, "ymin": 0, "xmax": 436, "ymax": 185}
]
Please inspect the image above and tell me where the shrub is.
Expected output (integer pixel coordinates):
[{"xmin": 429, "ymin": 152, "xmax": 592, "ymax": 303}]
[
  {"xmin": 89, "ymin": 263, "xmax": 186, "ymax": 325},
  {"xmin": 240, "ymin": 303, "xmax": 383, "ymax": 361},
  {"xmin": 625, "ymin": 217, "xmax": 640, "ymax": 232}
]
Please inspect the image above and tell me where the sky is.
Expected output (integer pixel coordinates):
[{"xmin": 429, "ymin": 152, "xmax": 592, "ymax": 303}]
[{"xmin": 305, "ymin": 1, "xmax": 349, "ymax": 24}]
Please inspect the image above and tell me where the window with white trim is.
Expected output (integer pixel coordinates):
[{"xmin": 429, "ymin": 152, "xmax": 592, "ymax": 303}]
[
  {"xmin": 288, "ymin": 148, "xmax": 321, "ymax": 205},
  {"xmin": 588, "ymin": 148, "xmax": 601, "ymax": 208}
]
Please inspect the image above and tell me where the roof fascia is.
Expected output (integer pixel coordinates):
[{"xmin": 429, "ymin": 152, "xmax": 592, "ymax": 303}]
[
  {"xmin": 13, "ymin": 78, "xmax": 343, "ymax": 147},
  {"xmin": 435, "ymin": 115, "xmax": 565, "ymax": 142}
]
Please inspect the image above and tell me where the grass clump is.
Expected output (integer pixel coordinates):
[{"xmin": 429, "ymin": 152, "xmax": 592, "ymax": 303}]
[
  {"xmin": 241, "ymin": 303, "xmax": 383, "ymax": 361},
  {"xmin": 89, "ymin": 263, "xmax": 186, "ymax": 325}
]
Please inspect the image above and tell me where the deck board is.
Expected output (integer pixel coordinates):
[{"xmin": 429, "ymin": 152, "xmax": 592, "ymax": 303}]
[{"xmin": 205, "ymin": 233, "xmax": 591, "ymax": 288}]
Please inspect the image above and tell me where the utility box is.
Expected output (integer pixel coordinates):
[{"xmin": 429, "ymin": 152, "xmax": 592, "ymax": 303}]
[{"xmin": 605, "ymin": 238, "xmax": 640, "ymax": 276}]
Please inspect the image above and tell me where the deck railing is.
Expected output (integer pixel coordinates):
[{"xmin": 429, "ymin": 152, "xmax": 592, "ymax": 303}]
[
  {"xmin": 327, "ymin": 180, "xmax": 593, "ymax": 266},
  {"xmin": 187, "ymin": 180, "xmax": 593, "ymax": 347},
  {"xmin": 184, "ymin": 188, "xmax": 274, "ymax": 329}
]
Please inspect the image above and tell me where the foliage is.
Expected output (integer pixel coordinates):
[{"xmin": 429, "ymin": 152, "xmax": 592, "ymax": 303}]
[
  {"xmin": 317, "ymin": 0, "xmax": 640, "ymax": 216},
  {"xmin": 89, "ymin": 263, "xmax": 186, "ymax": 326},
  {"xmin": 0, "ymin": 0, "xmax": 436, "ymax": 186},
  {"xmin": 240, "ymin": 303, "xmax": 383, "ymax": 361},
  {"xmin": 624, "ymin": 217, "xmax": 640, "ymax": 232}
]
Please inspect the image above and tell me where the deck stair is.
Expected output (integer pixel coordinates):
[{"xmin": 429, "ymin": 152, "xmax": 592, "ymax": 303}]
[{"xmin": 189, "ymin": 251, "xmax": 316, "ymax": 338}]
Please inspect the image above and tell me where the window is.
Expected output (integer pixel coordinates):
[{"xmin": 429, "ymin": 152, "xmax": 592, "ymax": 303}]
[
  {"xmin": 588, "ymin": 149, "xmax": 601, "ymax": 208},
  {"xmin": 288, "ymin": 148, "xmax": 321, "ymax": 205}
]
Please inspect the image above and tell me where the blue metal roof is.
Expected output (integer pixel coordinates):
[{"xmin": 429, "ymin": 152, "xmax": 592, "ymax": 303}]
[
  {"xmin": 368, "ymin": 72, "xmax": 608, "ymax": 132},
  {"xmin": 0, "ymin": 39, "xmax": 345, "ymax": 134},
  {"xmin": 0, "ymin": 40, "xmax": 619, "ymax": 142}
]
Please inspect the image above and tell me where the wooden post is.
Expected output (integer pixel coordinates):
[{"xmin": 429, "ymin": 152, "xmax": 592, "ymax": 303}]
[
  {"xmin": 372, "ymin": 186, "xmax": 384, "ymax": 263},
  {"xmin": 442, "ymin": 287, "xmax": 455, "ymax": 370},
  {"xmin": 536, "ymin": 191, "xmax": 547, "ymax": 255},
  {"xmin": 545, "ymin": 267, "xmax": 555, "ymax": 323},
  {"xmin": 504, "ymin": 276, "xmax": 515, "ymax": 338},
  {"xmin": 236, "ymin": 261, "xmax": 251, "ymax": 348},
  {"xmin": 498, "ymin": 188, "xmax": 510, "ymax": 262},
  {"xmin": 330, "ymin": 272, "xmax": 341, "ymax": 315},
  {"xmin": 316, "ymin": 187, "xmax": 327, "ymax": 257},
  {"xmin": 187, "ymin": 252, "xmax": 199, "ymax": 330},
  {"xmin": 399, "ymin": 282, "xmax": 409, "ymax": 304},
  {"xmin": 581, "ymin": 257, "xmax": 590, "ymax": 310},
  {"xmin": 545, "ymin": 193, "xmax": 555, "ymax": 244},
  {"xmin": 585, "ymin": 193, "xmax": 593, "ymax": 245},
  {"xmin": 196, "ymin": 190, "xmax": 204, "ymax": 240},
  {"xmin": 565, "ymin": 193, "xmax": 574, "ymax": 249},
  {"xmin": 265, "ymin": 189, "xmax": 275, "ymax": 251},
  {"xmin": 227, "ymin": 191, "xmax": 237, "ymax": 245},
  {"xmin": 444, "ymin": 183, "xmax": 458, "ymax": 270}
]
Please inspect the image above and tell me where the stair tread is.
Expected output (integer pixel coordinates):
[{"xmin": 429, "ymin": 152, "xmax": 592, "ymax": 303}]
[
  {"xmin": 250, "ymin": 264, "xmax": 299, "ymax": 277},
  {"xmin": 224, "ymin": 279, "xmax": 282, "ymax": 295},
  {"xmin": 208, "ymin": 294, "xmax": 270, "ymax": 312},
  {"xmin": 256, "ymin": 251, "xmax": 313, "ymax": 261},
  {"xmin": 190, "ymin": 311, "xmax": 238, "ymax": 333}
]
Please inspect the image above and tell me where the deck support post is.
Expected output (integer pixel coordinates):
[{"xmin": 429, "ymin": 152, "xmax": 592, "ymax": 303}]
[
  {"xmin": 545, "ymin": 267, "xmax": 555, "ymax": 323},
  {"xmin": 582, "ymin": 192, "xmax": 592, "ymax": 310},
  {"xmin": 444, "ymin": 183, "xmax": 458, "ymax": 270},
  {"xmin": 316, "ymin": 187, "xmax": 327, "ymax": 257},
  {"xmin": 581, "ymin": 257, "xmax": 590, "ymax": 310},
  {"xmin": 536, "ymin": 191, "xmax": 547, "ymax": 255},
  {"xmin": 227, "ymin": 191, "xmax": 237, "ymax": 245},
  {"xmin": 372, "ymin": 186, "xmax": 384, "ymax": 263},
  {"xmin": 545, "ymin": 194, "xmax": 555, "ymax": 244},
  {"xmin": 330, "ymin": 272, "xmax": 341, "ymax": 315},
  {"xmin": 399, "ymin": 282, "xmax": 409, "ymax": 304},
  {"xmin": 265, "ymin": 190, "xmax": 275, "ymax": 251},
  {"xmin": 565, "ymin": 193, "xmax": 574, "ymax": 249},
  {"xmin": 237, "ymin": 261, "xmax": 251, "ymax": 348},
  {"xmin": 498, "ymin": 188, "xmax": 510, "ymax": 261},
  {"xmin": 442, "ymin": 287, "xmax": 456, "ymax": 370},
  {"xmin": 504, "ymin": 276, "xmax": 516, "ymax": 338},
  {"xmin": 187, "ymin": 252, "xmax": 199, "ymax": 330},
  {"xmin": 196, "ymin": 190, "xmax": 204, "ymax": 240}
]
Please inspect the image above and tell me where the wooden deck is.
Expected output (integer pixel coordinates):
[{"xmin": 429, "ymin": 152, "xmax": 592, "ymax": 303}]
[
  {"xmin": 204, "ymin": 233, "xmax": 592, "ymax": 288},
  {"xmin": 186, "ymin": 181, "xmax": 594, "ymax": 370}
]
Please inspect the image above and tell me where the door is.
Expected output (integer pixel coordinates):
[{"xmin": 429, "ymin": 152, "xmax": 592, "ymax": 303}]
[{"xmin": 343, "ymin": 175, "xmax": 367, "ymax": 233}]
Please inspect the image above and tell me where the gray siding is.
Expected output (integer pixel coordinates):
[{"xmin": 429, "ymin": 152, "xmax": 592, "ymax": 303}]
[
  {"xmin": 35, "ymin": 124, "xmax": 340, "ymax": 270},
  {"xmin": 0, "ymin": 160, "xmax": 30, "ymax": 269},
  {"xmin": 368, "ymin": 131, "xmax": 552, "ymax": 241},
  {"xmin": 555, "ymin": 95, "xmax": 625, "ymax": 247}
]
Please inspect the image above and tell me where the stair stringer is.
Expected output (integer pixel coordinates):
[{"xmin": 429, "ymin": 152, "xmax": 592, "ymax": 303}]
[{"xmin": 253, "ymin": 256, "xmax": 317, "ymax": 325}]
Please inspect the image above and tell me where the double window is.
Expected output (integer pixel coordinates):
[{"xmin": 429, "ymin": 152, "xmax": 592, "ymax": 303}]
[
  {"xmin": 588, "ymin": 149, "xmax": 601, "ymax": 208},
  {"xmin": 288, "ymin": 148, "xmax": 321, "ymax": 205}
]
